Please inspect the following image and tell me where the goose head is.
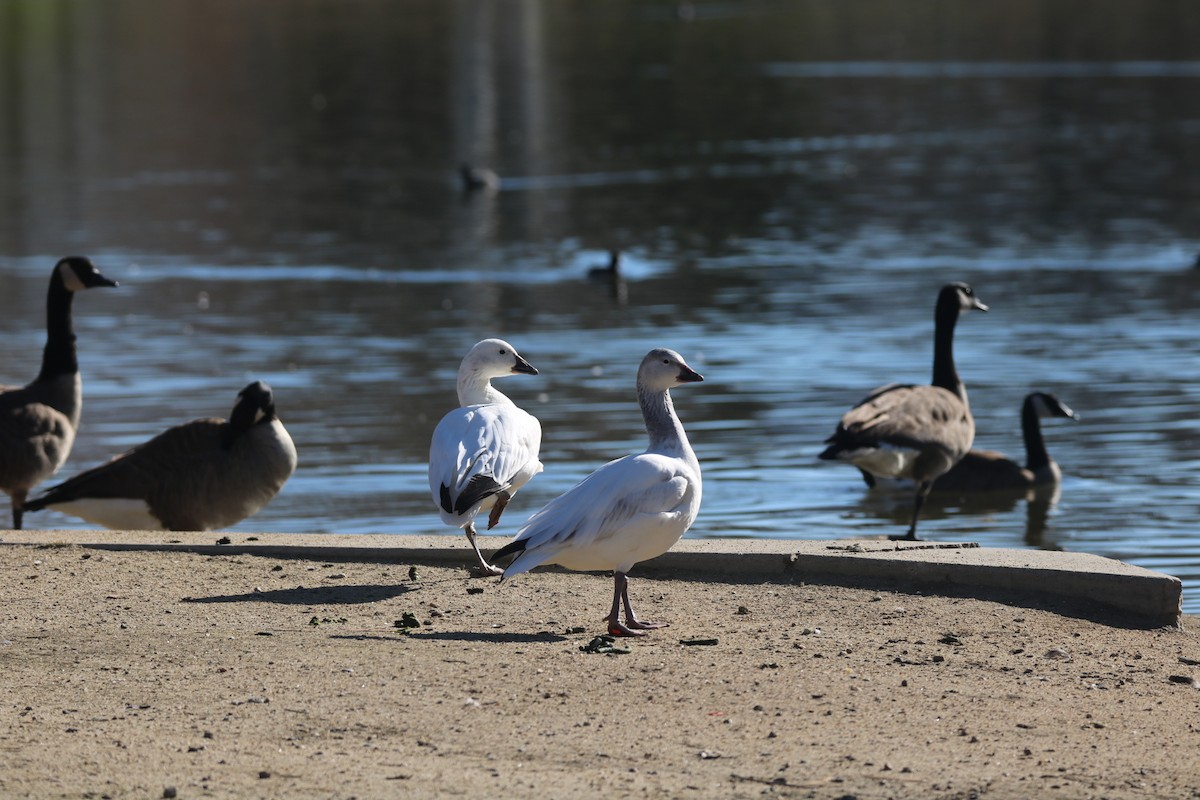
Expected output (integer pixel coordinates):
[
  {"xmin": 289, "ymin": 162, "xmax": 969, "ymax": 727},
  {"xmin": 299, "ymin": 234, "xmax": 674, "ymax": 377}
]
[
  {"xmin": 460, "ymin": 338, "xmax": 538, "ymax": 381},
  {"xmin": 56, "ymin": 256, "xmax": 118, "ymax": 292},
  {"xmin": 1027, "ymin": 392, "xmax": 1078, "ymax": 421},
  {"xmin": 939, "ymin": 281, "xmax": 988, "ymax": 316},
  {"xmin": 231, "ymin": 381, "xmax": 277, "ymax": 430},
  {"xmin": 638, "ymin": 348, "xmax": 704, "ymax": 392}
]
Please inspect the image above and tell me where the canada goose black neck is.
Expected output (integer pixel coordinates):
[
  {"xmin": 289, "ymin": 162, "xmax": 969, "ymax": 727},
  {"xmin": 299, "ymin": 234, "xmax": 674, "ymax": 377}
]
[
  {"xmin": 931, "ymin": 285, "xmax": 966, "ymax": 401},
  {"xmin": 36, "ymin": 267, "xmax": 82, "ymax": 382},
  {"xmin": 1022, "ymin": 395, "xmax": 1053, "ymax": 473},
  {"xmin": 224, "ymin": 382, "xmax": 276, "ymax": 449}
]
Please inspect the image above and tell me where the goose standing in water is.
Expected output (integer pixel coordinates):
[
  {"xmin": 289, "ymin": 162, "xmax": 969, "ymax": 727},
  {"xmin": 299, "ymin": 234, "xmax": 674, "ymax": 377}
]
[
  {"xmin": 22, "ymin": 382, "xmax": 297, "ymax": 531},
  {"xmin": 586, "ymin": 250, "xmax": 622, "ymax": 280},
  {"xmin": 429, "ymin": 339, "xmax": 542, "ymax": 576},
  {"xmin": 820, "ymin": 282, "xmax": 988, "ymax": 540},
  {"xmin": 459, "ymin": 163, "xmax": 500, "ymax": 192},
  {"xmin": 934, "ymin": 392, "xmax": 1077, "ymax": 493},
  {"xmin": 0, "ymin": 256, "xmax": 118, "ymax": 529},
  {"xmin": 587, "ymin": 250, "xmax": 628, "ymax": 304},
  {"xmin": 494, "ymin": 348, "xmax": 704, "ymax": 636}
]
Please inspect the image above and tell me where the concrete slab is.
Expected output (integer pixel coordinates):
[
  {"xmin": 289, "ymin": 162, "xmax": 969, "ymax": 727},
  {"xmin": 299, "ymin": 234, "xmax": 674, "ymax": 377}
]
[{"xmin": 0, "ymin": 530, "xmax": 1183, "ymax": 627}]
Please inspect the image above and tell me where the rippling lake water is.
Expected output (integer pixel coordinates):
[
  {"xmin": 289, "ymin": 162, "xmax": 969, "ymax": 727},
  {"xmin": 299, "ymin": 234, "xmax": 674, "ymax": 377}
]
[{"xmin": 3, "ymin": 1, "xmax": 1200, "ymax": 611}]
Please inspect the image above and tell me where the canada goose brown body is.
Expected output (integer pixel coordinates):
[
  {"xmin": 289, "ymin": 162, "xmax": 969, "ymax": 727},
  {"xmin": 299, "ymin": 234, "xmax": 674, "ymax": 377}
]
[
  {"xmin": 23, "ymin": 382, "xmax": 296, "ymax": 531},
  {"xmin": 820, "ymin": 282, "xmax": 988, "ymax": 540},
  {"xmin": 0, "ymin": 257, "xmax": 117, "ymax": 529},
  {"xmin": 934, "ymin": 392, "xmax": 1077, "ymax": 493}
]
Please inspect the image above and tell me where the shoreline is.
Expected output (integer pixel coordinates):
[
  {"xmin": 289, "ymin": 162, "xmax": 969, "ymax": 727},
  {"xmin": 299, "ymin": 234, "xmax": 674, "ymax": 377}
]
[{"xmin": 0, "ymin": 534, "xmax": 1196, "ymax": 799}]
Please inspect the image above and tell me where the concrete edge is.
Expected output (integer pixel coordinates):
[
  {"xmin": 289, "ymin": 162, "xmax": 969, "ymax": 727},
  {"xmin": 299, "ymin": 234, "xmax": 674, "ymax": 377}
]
[{"xmin": 0, "ymin": 531, "xmax": 1183, "ymax": 627}]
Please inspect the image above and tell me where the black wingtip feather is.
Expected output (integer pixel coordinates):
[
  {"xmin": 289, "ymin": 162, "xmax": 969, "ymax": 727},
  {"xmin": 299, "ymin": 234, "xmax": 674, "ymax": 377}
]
[
  {"xmin": 491, "ymin": 538, "xmax": 526, "ymax": 564},
  {"xmin": 439, "ymin": 484, "xmax": 454, "ymax": 515},
  {"xmin": 454, "ymin": 475, "xmax": 503, "ymax": 515}
]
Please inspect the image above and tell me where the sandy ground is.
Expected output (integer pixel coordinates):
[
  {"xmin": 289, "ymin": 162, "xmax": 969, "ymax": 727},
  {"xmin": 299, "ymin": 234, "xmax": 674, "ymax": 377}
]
[{"xmin": 0, "ymin": 542, "xmax": 1198, "ymax": 800}]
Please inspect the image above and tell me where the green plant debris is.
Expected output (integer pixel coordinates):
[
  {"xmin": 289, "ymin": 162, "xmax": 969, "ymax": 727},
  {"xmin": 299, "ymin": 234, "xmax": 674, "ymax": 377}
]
[
  {"xmin": 579, "ymin": 635, "xmax": 631, "ymax": 655},
  {"xmin": 394, "ymin": 612, "xmax": 421, "ymax": 629}
]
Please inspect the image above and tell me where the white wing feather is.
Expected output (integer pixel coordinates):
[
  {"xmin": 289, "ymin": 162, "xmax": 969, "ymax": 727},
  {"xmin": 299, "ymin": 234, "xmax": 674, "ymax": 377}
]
[
  {"xmin": 429, "ymin": 403, "xmax": 542, "ymax": 519},
  {"xmin": 503, "ymin": 452, "xmax": 698, "ymax": 576}
]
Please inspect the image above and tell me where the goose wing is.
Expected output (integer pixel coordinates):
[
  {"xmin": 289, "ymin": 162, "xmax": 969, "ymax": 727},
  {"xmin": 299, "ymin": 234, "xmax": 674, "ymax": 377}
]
[
  {"xmin": 498, "ymin": 452, "xmax": 695, "ymax": 576},
  {"xmin": 429, "ymin": 403, "xmax": 542, "ymax": 516},
  {"xmin": 827, "ymin": 384, "xmax": 971, "ymax": 452},
  {"xmin": 25, "ymin": 418, "xmax": 227, "ymax": 507},
  {"xmin": 0, "ymin": 400, "xmax": 77, "ymax": 489}
]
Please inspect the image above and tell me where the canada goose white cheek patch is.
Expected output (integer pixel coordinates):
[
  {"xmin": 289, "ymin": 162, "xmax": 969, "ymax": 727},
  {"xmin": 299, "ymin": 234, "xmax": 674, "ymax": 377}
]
[
  {"xmin": 52, "ymin": 498, "xmax": 164, "ymax": 531},
  {"xmin": 59, "ymin": 262, "xmax": 86, "ymax": 292}
]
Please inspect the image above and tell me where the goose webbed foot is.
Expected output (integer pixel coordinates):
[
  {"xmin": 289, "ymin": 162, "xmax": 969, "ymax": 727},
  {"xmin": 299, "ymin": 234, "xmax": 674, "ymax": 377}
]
[
  {"xmin": 486, "ymin": 491, "xmax": 511, "ymax": 530},
  {"xmin": 464, "ymin": 523, "xmax": 504, "ymax": 578},
  {"xmin": 604, "ymin": 571, "xmax": 668, "ymax": 637},
  {"xmin": 469, "ymin": 562, "xmax": 505, "ymax": 578}
]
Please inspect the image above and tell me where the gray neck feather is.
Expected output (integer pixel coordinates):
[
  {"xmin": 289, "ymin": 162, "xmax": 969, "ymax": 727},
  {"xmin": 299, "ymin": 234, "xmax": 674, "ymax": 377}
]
[{"xmin": 638, "ymin": 384, "xmax": 694, "ymax": 462}]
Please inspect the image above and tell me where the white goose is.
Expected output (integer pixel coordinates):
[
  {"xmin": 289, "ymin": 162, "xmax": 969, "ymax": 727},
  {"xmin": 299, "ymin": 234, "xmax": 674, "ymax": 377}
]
[
  {"xmin": 429, "ymin": 339, "xmax": 542, "ymax": 576},
  {"xmin": 493, "ymin": 348, "xmax": 704, "ymax": 637}
]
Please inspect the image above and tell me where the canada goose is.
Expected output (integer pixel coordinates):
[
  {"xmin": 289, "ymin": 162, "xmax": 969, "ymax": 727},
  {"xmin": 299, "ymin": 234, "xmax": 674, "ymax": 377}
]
[
  {"xmin": 22, "ymin": 381, "xmax": 296, "ymax": 531},
  {"xmin": 429, "ymin": 339, "xmax": 542, "ymax": 576},
  {"xmin": 0, "ymin": 256, "xmax": 118, "ymax": 529},
  {"xmin": 819, "ymin": 282, "xmax": 988, "ymax": 540},
  {"xmin": 586, "ymin": 250, "xmax": 628, "ymax": 304},
  {"xmin": 494, "ymin": 348, "xmax": 704, "ymax": 637},
  {"xmin": 587, "ymin": 250, "xmax": 622, "ymax": 280},
  {"xmin": 459, "ymin": 163, "xmax": 500, "ymax": 192},
  {"xmin": 934, "ymin": 392, "xmax": 1078, "ymax": 493}
]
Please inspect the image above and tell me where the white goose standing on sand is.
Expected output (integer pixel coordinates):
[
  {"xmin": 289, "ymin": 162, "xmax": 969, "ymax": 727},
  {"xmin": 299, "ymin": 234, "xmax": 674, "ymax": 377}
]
[
  {"xmin": 429, "ymin": 339, "xmax": 543, "ymax": 576},
  {"xmin": 0, "ymin": 256, "xmax": 118, "ymax": 529},
  {"xmin": 820, "ymin": 282, "xmax": 987, "ymax": 540},
  {"xmin": 493, "ymin": 348, "xmax": 704, "ymax": 637}
]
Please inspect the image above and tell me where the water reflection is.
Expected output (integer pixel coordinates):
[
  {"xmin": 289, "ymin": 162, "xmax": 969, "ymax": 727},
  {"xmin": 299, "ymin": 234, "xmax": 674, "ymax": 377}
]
[{"xmin": 2, "ymin": 0, "xmax": 1200, "ymax": 609}]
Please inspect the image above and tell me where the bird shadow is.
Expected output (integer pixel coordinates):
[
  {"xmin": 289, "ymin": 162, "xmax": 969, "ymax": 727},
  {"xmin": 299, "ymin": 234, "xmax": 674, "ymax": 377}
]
[
  {"xmin": 180, "ymin": 584, "xmax": 417, "ymax": 606},
  {"xmin": 405, "ymin": 630, "xmax": 568, "ymax": 644}
]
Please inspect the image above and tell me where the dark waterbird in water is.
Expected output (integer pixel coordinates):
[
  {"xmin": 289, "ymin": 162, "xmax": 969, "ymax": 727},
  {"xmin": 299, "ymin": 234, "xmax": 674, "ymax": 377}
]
[
  {"xmin": 820, "ymin": 282, "xmax": 988, "ymax": 540},
  {"xmin": 933, "ymin": 392, "xmax": 1078, "ymax": 493},
  {"xmin": 459, "ymin": 163, "xmax": 500, "ymax": 192}
]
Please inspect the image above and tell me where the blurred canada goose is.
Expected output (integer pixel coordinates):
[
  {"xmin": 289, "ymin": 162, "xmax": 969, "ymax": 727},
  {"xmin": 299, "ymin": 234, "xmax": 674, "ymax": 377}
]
[
  {"xmin": 459, "ymin": 163, "xmax": 500, "ymax": 192},
  {"xmin": 429, "ymin": 339, "xmax": 542, "ymax": 576},
  {"xmin": 587, "ymin": 250, "xmax": 622, "ymax": 279},
  {"xmin": 23, "ymin": 382, "xmax": 297, "ymax": 531},
  {"xmin": 0, "ymin": 256, "xmax": 118, "ymax": 529},
  {"xmin": 934, "ymin": 392, "xmax": 1078, "ymax": 493},
  {"xmin": 586, "ymin": 250, "xmax": 628, "ymax": 304},
  {"xmin": 820, "ymin": 282, "xmax": 988, "ymax": 540},
  {"xmin": 494, "ymin": 348, "xmax": 704, "ymax": 637}
]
